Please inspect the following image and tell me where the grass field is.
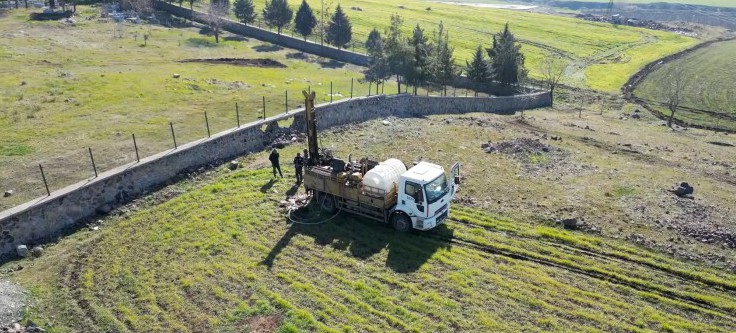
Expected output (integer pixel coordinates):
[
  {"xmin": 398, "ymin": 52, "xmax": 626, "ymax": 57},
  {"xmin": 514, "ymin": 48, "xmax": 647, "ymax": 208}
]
[
  {"xmin": 633, "ymin": 39, "xmax": 736, "ymax": 131},
  {"xmin": 0, "ymin": 2, "xmax": 699, "ymax": 210},
  {"xmin": 5, "ymin": 101, "xmax": 736, "ymax": 332},
  {"xmin": 200, "ymin": 0, "xmax": 696, "ymax": 91},
  {"xmin": 0, "ymin": 7, "xmax": 383, "ymax": 210}
]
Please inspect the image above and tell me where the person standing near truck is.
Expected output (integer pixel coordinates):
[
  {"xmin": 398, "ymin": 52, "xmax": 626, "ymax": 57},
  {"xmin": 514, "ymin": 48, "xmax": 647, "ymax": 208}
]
[
  {"xmin": 269, "ymin": 149, "xmax": 283, "ymax": 178},
  {"xmin": 294, "ymin": 153, "xmax": 304, "ymax": 183}
]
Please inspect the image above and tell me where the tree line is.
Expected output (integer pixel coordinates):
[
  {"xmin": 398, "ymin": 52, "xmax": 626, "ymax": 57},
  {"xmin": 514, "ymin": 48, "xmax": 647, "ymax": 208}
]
[
  {"xmin": 364, "ymin": 15, "xmax": 527, "ymax": 95},
  {"xmin": 200, "ymin": 0, "xmax": 353, "ymax": 49},
  {"xmin": 195, "ymin": 1, "xmax": 531, "ymax": 95}
]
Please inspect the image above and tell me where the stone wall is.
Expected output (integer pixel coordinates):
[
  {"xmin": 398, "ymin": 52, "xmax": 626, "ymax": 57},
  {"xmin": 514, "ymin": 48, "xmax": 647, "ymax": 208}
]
[
  {"xmin": 156, "ymin": 2, "xmax": 369, "ymax": 66},
  {"xmin": 0, "ymin": 92, "xmax": 550, "ymax": 260}
]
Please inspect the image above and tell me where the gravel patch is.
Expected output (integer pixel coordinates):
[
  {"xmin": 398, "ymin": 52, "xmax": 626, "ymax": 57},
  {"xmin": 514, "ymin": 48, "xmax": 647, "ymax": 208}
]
[{"xmin": 0, "ymin": 280, "xmax": 28, "ymax": 326}]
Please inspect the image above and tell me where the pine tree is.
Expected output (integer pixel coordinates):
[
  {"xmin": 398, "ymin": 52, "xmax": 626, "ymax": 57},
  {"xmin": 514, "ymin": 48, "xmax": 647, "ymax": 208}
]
[
  {"xmin": 385, "ymin": 14, "xmax": 412, "ymax": 94},
  {"xmin": 263, "ymin": 0, "xmax": 293, "ymax": 35},
  {"xmin": 466, "ymin": 45, "xmax": 491, "ymax": 95},
  {"xmin": 407, "ymin": 24, "xmax": 432, "ymax": 94},
  {"xmin": 437, "ymin": 33, "xmax": 456, "ymax": 95},
  {"xmin": 294, "ymin": 0, "xmax": 317, "ymax": 41},
  {"xmin": 233, "ymin": 0, "xmax": 256, "ymax": 24},
  {"xmin": 325, "ymin": 4, "xmax": 352, "ymax": 49},
  {"xmin": 487, "ymin": 23, "xmax": 526, "ymax": 86},
  {"xmin": 364, "ymin": 29, "xmax": 390, "ymax": 89},
  {"xmin": 432, "ymin": 21, "xmax": 455, "ymax": 95}
]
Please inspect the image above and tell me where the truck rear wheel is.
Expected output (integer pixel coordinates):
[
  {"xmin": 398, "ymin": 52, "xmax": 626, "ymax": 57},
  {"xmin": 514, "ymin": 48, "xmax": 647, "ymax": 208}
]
[
  {"xmin": 319, "ymin": 193, "xmax": 338, "ymax": 214},
  {"xmin": 390, "ymin": 214, "xmax": 412, "ymax": 232}
]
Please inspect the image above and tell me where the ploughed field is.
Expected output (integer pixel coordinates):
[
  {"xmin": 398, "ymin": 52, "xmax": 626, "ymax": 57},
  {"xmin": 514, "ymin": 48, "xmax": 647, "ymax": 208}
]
[
  {"xmin": 197, "ymin": 0, "xmax": 696, "ymax": 91},
  {"xmin": 6, "ymin": 103, "xmax": 736, "ymax": 332},
  {"xmin": 0, "ymin": 7, "xmax": 378, "ymax": 210},
  {"xmin": 633, "ymin": 38, "xmax": 736, "ymax": 131}
]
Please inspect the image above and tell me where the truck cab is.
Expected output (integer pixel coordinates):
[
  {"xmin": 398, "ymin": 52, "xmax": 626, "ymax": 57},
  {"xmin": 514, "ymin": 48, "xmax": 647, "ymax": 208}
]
[{"xmin": 391, "ymin": 162, "xmax": 460, "ymax": 231}]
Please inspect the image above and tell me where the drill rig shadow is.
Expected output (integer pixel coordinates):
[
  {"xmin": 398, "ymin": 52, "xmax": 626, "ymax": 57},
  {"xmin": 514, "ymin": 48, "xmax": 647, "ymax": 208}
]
[{"xmin": 261, "ymin": 202, "xmax": 455, "ymax": 273}]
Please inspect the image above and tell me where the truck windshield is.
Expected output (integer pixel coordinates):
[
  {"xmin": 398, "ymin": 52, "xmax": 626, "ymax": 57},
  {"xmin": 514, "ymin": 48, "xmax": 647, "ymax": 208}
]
[{"xmin": 424, "ymin": 174, "xmax": 449, "ymax": 204}]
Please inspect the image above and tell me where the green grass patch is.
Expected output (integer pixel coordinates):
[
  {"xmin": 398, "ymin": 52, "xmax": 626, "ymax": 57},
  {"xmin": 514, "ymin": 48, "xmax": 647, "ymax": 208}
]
[
  {"xmin": 611, "ymin": 185, "xmax": 636, "ymax": 197},
  {"xmin": 7, "ymin": 151, "xmax": 735, "ymax": 332},
  {"xmin": 0, "ymin": 144, "xmax": 33, "ymax": 156}
]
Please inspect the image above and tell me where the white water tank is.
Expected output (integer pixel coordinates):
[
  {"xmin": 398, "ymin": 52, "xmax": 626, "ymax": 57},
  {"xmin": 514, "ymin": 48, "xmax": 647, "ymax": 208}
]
[{"xmin": 362, "ymin": 159, "xmax": 407, "ymax": 193}]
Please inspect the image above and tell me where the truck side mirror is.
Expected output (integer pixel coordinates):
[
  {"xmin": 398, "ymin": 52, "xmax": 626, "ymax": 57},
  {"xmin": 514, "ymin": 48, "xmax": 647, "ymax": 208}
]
[{"xmin": 454, "ymin": 176, "xmax": 460, "ymax": 185}]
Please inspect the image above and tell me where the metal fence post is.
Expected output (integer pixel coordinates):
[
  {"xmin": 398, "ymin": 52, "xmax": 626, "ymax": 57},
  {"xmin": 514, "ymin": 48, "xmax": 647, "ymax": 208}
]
[
  {"xmin": 132, "ymin": 134, "xmax": 140, "ymax": 162},
  {"xmin": 39, "ymin": 164, "xmax": 50, "ymax": 196},
  {"xmin": 350, "ymin": 78, "xmax": 354, "ymax": 98},
  {"xmin": 170, "ymin": 122, "xmax": 177, "ymax": 149},
  {"xmin": 88, "ymin": 147, "xmax": 98, "ymax": 178},
  {"xmin": 236, "ymin": 103, "xmax": 240, "ymax": 128},
  {"xmin": 285, "ymin": 91, "xmax": 288, "ymax": 113},
  {"xmin": 205, "ymin": 111, "xmax": 211, "ymax": 138},
  {"xmin": 262, "ymin": 96, "xmax": 266, "ymax": 120},
  {"xmin": 330, "ymin": 81, "xmax": 333, "ymax": 103},
  {"xmin": 368, "ymin": 82, "xmax": 371, "ymax": 97}
]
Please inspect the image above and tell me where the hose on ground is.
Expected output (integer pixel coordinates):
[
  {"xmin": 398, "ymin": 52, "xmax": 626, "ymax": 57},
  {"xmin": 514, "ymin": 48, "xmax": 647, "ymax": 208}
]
[{"xmin": 287, "ymin": 194, "xmax": 342, "ymax": 225}]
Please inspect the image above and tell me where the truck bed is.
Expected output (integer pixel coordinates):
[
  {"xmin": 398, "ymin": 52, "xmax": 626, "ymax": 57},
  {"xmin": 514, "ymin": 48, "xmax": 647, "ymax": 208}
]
[{"xmin": 304, "ymin": 166, "xmax": 398, "ymax": 223}]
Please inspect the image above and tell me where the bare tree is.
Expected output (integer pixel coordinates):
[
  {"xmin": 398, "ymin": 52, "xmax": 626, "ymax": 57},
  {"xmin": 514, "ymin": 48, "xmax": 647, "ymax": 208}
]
[
  {"xmin": 665, "ymin": 68, "xmax": 687, "ymax": 128},
  {"xmin": 200, "ymin": 0, "xmax": 229, "ymax": 43},
  {"xmin": 121, "ymin": 0, "xmax": 152, "ymax": 16},
  {"xmin": 539, "ymin": 53, "xmax": 566, "ymax": 98}
]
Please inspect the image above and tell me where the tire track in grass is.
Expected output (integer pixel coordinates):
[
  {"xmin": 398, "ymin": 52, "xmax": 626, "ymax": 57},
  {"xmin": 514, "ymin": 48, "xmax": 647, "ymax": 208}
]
[
  {"xmin": 448, "ymin": 214, "xmax": 736, "ymax": 293},
  {"xmin": 420, "ymin": 221, "xmax": 736, "ymax": 320}
]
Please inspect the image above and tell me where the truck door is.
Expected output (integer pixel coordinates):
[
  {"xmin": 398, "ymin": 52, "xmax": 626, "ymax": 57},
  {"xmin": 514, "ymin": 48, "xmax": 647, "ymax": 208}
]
[
  {"xmin": 450, "ymin": 162, "xmax": 461, "ymax": 198},
  {"xmin": 402, "ymin": 181, "xmax": 426, "ymax": 218}
]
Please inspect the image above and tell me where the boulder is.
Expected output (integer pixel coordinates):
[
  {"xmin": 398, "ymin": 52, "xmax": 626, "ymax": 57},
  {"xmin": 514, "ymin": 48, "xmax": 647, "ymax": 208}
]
[
  {"xmin": 228, "ymin": 160, "xmax": 239, "ymax": 170},
  {"xmin": 674, "ymin": 182, "xmax": 694, "ymax": 197},
  {"xmin": 31, "ymin": 246, "xmax": 43, "ymax": 258},
  {"xmin": 631, "ymin": 114, "xmax": 641, "ymax": 119},
  {"xmin": 172, "ymin": 73, "xmax": 180, "ymax": 78},
  {"xmin": 3, "ymin": 190, "xmax": 13, "ymax": 197},
  {"xmin": 16, "ymin": 245, "xmax": 29, "ymax": 258},
  {"xmin": 382, "ymin": 120, "xmax": 391, "ymax": 126},
  {"xmin": 562, "ymin": 218, "xmax": 578, "ymax": 229}
]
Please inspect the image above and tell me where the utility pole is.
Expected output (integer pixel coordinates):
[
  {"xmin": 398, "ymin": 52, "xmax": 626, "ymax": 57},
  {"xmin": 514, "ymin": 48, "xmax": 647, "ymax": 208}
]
[{"xmin": 606, "ymin": 0, "xmax": 614, "ymax": 20}]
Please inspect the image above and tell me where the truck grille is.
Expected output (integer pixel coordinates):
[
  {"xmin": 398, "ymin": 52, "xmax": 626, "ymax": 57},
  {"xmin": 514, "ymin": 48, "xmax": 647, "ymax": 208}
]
[
  {"xmin": 437, "ymin": 210, "xmax": 448, "ymax": 224},
  {"xmin": 435, "ymin": 204, "xmax": 448, "ymax": 216}
]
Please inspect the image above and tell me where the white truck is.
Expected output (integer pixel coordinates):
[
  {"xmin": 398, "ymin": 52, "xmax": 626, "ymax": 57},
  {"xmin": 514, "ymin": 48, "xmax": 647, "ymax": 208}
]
[{"xmin": 300, "ymin": 91, "xmax": 460, "ymax": 231}]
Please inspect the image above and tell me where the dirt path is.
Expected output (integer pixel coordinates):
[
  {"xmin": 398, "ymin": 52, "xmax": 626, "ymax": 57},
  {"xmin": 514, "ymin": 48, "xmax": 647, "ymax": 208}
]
[{"xmin": 563, "ymin": 31, "xmax": 656, "ymax": 88}]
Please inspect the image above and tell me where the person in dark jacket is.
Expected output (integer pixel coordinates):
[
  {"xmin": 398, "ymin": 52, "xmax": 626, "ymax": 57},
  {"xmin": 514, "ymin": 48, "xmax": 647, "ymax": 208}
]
[
  {"xmin": 294, "ymin": 153, "xmax": 304, "ymax": 183},
  {"xmin": 269, "ymin": 149, "xmax": 283, "ymax": 178}
]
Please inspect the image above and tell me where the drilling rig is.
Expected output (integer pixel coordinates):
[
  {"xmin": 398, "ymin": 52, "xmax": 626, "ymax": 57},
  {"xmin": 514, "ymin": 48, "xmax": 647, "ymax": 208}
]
[{"xmin": 300, "ymin": 91, "xmax": 461, "ymax": 231}]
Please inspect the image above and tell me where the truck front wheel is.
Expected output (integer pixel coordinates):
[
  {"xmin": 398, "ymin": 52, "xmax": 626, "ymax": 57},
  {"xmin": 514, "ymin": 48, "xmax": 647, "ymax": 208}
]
[{"xmin": 390, "ymin": 214, "xmax": 412, "ymax": 232}]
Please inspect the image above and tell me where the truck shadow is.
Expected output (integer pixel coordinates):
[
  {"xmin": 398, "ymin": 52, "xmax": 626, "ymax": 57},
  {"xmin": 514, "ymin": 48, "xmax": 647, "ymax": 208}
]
[{"xmin": 261, "ymin": 214, "xmax": 453, "ymax": 273}]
